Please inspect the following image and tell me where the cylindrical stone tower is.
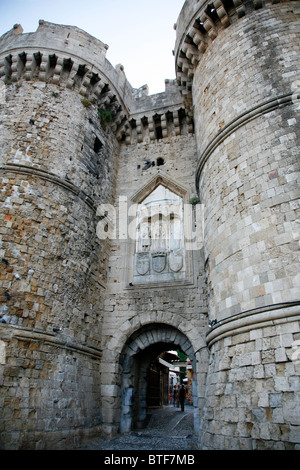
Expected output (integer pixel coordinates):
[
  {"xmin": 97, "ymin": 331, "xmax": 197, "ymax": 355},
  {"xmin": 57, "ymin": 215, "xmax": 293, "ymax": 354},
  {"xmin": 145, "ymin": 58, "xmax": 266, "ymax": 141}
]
[
  {"xmin": 0, "ymin": 21, "xmax": 131, "ymax": 449},
  {"xmin": 175, "ymin": 0, "xmax": 300, "ymax": 449}
]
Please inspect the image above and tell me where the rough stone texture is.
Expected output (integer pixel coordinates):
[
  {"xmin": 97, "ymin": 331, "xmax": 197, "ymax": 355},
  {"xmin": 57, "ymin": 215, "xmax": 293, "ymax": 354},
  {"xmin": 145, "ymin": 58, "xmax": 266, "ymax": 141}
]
[
  {"xmin": 99, "ymin": 131, "xmax": 209, "ymax": 438},
  {"xmin": 174, "ymin": 0, "xmax": 300, "ymax": 450},
  {"xmin": 194, "ymin": 5, "xmax": 300, "ymax": 320},
  {"xmin": 203, "ymin": 316, "xmax": 300, "ymax": 450},
  {"xmin": 0, "ymin": 22, "xmax": 119, "ymax": 449},
  {"xmin": 0, "ymin": 0, "xmax": 300, "ymax": 451}
]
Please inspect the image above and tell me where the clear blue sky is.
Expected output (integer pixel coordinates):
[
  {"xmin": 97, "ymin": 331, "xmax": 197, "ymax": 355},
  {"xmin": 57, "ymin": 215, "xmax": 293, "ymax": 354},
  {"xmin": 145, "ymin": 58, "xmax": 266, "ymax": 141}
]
[{"xmin": 0, "ymin": 0, "xmax": 184, "ymax": 94}]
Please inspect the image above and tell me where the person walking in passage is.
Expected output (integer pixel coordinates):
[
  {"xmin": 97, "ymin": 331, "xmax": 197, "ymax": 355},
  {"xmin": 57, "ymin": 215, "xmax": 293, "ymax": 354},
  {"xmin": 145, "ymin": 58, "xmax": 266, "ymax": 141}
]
[
  {"xmin": 179, "ymin": 384, "xmax": 186, "ymax": 412},
  {"xmin": 173, "ymin": 387, "xmax": 177, "ymax": 407}
]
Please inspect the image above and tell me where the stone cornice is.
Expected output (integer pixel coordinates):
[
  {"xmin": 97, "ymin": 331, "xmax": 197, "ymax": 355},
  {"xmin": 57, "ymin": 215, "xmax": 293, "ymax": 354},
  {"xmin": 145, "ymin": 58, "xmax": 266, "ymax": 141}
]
[
  {"xmin": 0, "ymin": 162, "xmax": 97, "ymax": 212},
  {"xmin": 0, "ymin": 46, "xmax": 131, "ymax": 115},
  {"xmin": 206, "ymin": 301, "xmax": 300, "ymax": 348},
  {"xmin": 130, "ymin": 171, "xmax": 188, "ymax": 204},
  {"xmin": 0, "ymin": 323, "xmax": 102, "ymax": 360},
  {"xmin": 0, "ymin": 47, "xmax": 193, "ymax": 144},
  {"xmin": 195, "ymin": 91, "xmax": 297, "ymax": 191}
]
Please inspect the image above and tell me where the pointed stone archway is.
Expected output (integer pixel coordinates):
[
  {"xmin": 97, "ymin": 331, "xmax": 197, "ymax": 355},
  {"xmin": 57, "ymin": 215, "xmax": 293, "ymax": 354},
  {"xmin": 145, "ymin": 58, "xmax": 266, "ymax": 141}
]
[{"xmin": 119, "ymin": 323, "xmax": 200, "ymax": 435}]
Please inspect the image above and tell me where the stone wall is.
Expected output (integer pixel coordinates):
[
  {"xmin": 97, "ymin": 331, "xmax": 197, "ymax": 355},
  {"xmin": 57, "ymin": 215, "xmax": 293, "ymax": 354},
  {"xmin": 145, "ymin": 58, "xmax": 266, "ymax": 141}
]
[
  {"xmin": 0, "ymin": 18, "xmax": 207, "ymax": 449},
  {"xmin": 0, "ymin": 24, "xmax": 121, "ymax": 449},
  {"xmin": 99, "ymin": 131, "xmax": 209, "ymax": 437},
  {"xmin": 0, "ymin": 0, "xmax": 299, "ymax": 450},
  {"xmin": 194, "ymin": 5, "xmax": 300, "ymax": 321},
  {"xmin": 204, "ymin": 305, "xmax": 300, "ymax": 449},
  {"xmin": 175, "ymin": 0, "xmax": 300, "ymax": 450}
]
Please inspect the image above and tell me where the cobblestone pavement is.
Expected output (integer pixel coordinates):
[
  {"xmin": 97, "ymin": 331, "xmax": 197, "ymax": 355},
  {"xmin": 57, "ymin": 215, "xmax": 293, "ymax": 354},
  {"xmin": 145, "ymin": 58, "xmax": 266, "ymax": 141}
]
[{"xmin": 80, "ymin": 405, "xmax": 197, "ymax": 450}]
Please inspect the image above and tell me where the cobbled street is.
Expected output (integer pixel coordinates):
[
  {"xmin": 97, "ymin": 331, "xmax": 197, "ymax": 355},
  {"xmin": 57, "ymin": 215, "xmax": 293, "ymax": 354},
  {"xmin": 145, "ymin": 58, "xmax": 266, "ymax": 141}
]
[{"xmin": 80, "ymin": 406, "xmax": 197, "ymax": 450}]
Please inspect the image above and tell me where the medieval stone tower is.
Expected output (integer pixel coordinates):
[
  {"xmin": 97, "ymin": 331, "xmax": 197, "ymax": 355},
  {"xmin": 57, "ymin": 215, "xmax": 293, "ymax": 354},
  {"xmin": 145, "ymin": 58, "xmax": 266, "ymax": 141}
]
[{"xmin": 0, "ymin": 0, "xmax": 299, "ymax": 450}]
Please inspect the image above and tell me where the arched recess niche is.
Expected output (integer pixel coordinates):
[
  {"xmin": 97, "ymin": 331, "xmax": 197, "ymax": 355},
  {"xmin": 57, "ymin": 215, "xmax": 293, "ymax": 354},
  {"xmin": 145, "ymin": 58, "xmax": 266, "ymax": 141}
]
[{"xmin": 119, "ymin": 323, "xmax": 200, "ymax": 434}]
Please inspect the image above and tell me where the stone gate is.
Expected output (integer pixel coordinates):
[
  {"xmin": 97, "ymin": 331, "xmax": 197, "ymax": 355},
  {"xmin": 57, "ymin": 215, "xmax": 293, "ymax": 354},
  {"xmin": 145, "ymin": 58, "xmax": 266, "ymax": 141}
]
[{"xmin": 0, "ymin": 0, "xmax": 299, "ymax": 450}]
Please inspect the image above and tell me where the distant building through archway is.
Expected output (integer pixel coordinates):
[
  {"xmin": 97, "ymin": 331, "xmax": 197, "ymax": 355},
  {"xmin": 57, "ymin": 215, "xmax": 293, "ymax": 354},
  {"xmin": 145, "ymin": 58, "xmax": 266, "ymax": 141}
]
[{"xmin": 119, "ymin": 323, "xmax": 199, "ymax": 434}]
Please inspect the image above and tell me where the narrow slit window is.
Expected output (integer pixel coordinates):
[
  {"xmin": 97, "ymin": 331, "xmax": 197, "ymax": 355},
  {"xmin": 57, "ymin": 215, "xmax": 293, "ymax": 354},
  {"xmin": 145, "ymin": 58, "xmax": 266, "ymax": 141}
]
[
  {"xmin": 155, "ymin": 126, "xmax": 163, "ymax": 140},
  {"xmin": 94, "ymin": 137, "xmax": 103, "ymax": 153},
  {"xmin": 4, "ymin": 55, "xmax": 12, "ymax": 79}
]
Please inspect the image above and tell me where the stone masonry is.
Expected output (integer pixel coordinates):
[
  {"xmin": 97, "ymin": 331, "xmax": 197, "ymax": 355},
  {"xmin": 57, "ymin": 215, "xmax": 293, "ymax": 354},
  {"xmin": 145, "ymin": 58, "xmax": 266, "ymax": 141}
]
[{"xmin": 0, "ymin": 0, "xmax": 300, "ymax": 450}]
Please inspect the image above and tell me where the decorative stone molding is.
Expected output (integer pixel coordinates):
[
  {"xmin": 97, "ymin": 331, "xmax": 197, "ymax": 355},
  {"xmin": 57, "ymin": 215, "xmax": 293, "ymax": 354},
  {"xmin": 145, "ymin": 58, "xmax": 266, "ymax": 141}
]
[
  {"xmin": 0, "ymin": 162, "xmax": 97, "ymax": 212},
  {"xmin": 195, "ymin": 91, "xmax": 297, "ymax": 191},
  {"xmin": 0, "ymin": 323, "xmax": 102, "ymax": 360},
  {"xmin": 131, "ymin": 171, "xmax": 188, "ymax": 204},
  {"xmin": 206, "ymin": 301, "xmax": 300, "ymax": 348},
  {"xmin": 0, "ymin": 49, "xmax": 129, "ymax": 139},
  {"xmin": 122, "ymin": 106, "xmax": 194, "ymax": 145},
  {"xmin": 174, "ymin": 0, "xmax": 300, "ymax": 108}
]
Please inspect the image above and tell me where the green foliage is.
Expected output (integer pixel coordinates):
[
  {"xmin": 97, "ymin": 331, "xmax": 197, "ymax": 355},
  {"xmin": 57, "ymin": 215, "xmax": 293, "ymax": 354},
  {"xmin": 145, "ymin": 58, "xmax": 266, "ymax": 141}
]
[
  {"xmin": 4, "ymin": 76, "xmax": 12, "ymax": 85},
  {"xmin": 81, "ymin": 98, "xmax": 92, "ymax": 108},
  {"xmin": 189, "ymin": 196, "xmax": 200, "ymax": 206},
  {"xmin": 177, "ymin": 350, "xmax": 188, "ymax": 381},
  {"xmin": 177, "ymin": 350, "xmax": 188, "ymax": 361},
  {"xmin": 98, "ymin": 107, "xmax": 112, "ymax": 129}
]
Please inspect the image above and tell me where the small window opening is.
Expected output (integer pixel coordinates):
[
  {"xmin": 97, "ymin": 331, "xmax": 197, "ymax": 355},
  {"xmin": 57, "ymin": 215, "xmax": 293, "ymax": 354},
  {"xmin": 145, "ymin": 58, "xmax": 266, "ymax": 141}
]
[
  {"xmin": 178, "ymin": 108, "xmax": 187, "ymax": 134},
  {"xmin": 19, "ymin": 52, "xmax": 27, "ymax": 67},
  {"xmin": 166, "ymin": 111, "xmax": 173, "ymax": 124},
  {"xmin": 195, "ymin": 19, "xmax": 206, "ymax": 34},
  {"xmin": 47, "ymin": 54, "xmax": 57, "ymax": 79},
  {"xmin": 100, "ymin": 84, "xmax": 110, "ymax": 96},
  {"xmin": 155, "ymin": 126, "xmax": 163, "ymax": 140},
  {"xmin": 94, "ymin": 137, "xmax": 103, "ymax": 153},
  {"xmin": 205, "ymin": 4, "xmax": 219, "ymax": 22},
  {"xmin": 154, "ymin": 115, "xmax": 163, "ymax": 140},
  {"xmin": 130, "ymin": 119, "xmax": 137, "ymax": 130},
  {"xmin": 141, "ymin": 116, "xmax": 148, "ymax": 128},
  {"xmin": 4, "ymin": 55, "xmax": 12, "ymax": 79},
  {"xmin": 157, "ymin": 158, "xmax": 164, "ymax": 167},
  {"xmin": 18, "ymin": 52, "xmax": 26, "ymax": 77}
]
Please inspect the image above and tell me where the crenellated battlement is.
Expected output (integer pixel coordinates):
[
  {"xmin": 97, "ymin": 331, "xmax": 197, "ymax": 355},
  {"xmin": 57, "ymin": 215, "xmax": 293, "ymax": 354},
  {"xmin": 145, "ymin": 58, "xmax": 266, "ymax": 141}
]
[
  {"xmin": 0, "ymin": 2, "xmax": 299, "ymax": 450},
  {"xmin": 0, "ymin": 21, "xmax": 135, "ymax": 140},
  {"xmin": 174, "ymin": 0, "xmax": 300, "ymax": 107},
  {"xmin": 0, "ymin": 20, "xmax": 193, "ymax": 144},
  {"xmin": 0, "ymin": 20, "xmax": 109, "ymax": 64},
  {"xmin": 122, "ymin": 79, "xmax": 194, "ymax": 145}
]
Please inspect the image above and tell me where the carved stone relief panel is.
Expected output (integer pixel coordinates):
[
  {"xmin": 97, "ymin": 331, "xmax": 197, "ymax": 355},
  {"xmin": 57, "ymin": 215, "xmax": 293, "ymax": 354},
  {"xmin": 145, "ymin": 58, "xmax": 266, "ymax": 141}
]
[{"xmin": 133, "ymin": 184, "xmax": 186, "ymax": 284}]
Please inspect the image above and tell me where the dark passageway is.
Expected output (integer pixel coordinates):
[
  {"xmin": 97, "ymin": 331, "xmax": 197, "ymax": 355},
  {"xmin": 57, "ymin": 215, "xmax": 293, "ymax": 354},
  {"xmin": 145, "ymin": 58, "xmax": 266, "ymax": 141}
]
[{"xmin": 119, "ymin": 324, "xmax": 199, "ymax": 435}]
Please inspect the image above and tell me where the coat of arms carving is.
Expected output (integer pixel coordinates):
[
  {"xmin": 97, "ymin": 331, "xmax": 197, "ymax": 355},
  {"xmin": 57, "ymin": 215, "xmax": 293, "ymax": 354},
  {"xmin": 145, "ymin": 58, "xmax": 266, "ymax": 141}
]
[
  {"xmin": 169, "ymin": 249, "xmax": 184, "ymax": 273},
  {"xmin": 135, "ymin": 253, "xmax": 150, "ymax": 276},
  {"xmin": 152, "ymin": 251, "xmax": 166, "ymax": 273}
]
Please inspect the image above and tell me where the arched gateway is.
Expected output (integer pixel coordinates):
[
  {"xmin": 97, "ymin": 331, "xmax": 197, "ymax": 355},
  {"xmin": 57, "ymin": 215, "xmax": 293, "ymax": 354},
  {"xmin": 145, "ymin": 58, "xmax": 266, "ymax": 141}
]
[
  {"xmin": 1, "ymin": 1, "xmax": 299, "ymax": 451},
  {"xmin": 118, "ymin": 323, "xmax": 202, "ymax": 435}
]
